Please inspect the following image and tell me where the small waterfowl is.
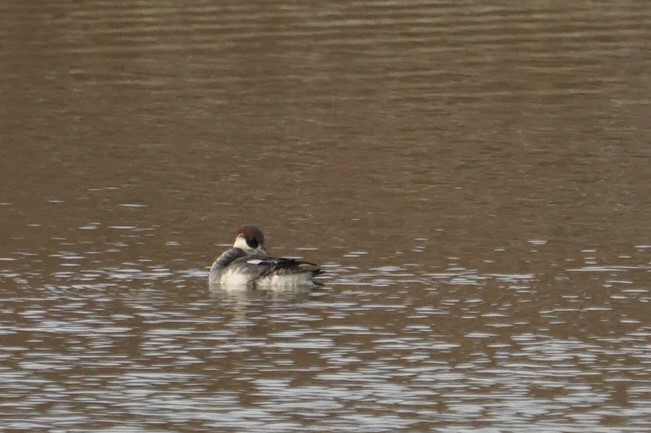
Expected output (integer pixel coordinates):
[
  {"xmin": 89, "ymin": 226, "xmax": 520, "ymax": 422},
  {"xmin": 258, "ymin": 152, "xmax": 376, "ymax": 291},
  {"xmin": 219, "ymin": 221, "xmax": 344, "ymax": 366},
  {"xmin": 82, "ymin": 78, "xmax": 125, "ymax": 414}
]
[{"xmin": 209, "ymin": 225, "xmax": 322, "ymax": 288}]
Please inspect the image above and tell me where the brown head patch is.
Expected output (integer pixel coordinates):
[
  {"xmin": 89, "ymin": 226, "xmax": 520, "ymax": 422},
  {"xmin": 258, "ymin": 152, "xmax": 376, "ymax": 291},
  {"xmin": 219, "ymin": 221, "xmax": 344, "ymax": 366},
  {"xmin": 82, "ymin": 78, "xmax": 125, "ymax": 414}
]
[{"xmin": 238, "ymin": 225, "xmax": 265, "ymax": 249}]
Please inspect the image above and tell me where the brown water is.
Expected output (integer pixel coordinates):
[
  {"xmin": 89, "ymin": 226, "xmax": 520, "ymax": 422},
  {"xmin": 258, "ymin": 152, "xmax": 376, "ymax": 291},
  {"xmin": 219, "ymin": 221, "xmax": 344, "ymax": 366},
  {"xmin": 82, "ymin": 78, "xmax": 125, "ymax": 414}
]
[{"xmin": 1, "ymin": 1, "xmax": 651, "ymax": 432}]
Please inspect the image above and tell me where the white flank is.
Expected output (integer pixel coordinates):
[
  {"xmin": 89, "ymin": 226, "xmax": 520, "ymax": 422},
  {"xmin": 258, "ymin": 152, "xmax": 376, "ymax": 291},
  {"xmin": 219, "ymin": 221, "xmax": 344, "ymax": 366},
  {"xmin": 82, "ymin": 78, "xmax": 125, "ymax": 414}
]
[
  {"xmin": 218, "ymin": 267, "xmax": 254, "ymax": 288},
  {"xmin": 255, "ymin": 273, "xmax": 316, "ymax": 289}
]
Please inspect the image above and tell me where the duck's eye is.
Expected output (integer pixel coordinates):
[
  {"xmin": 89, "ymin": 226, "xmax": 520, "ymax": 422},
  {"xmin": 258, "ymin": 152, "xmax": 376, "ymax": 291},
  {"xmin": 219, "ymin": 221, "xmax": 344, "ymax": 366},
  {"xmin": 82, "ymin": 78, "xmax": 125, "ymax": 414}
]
[{"xmin": 247, "ymin": 239, "xmax": 259, "ymax": 248}]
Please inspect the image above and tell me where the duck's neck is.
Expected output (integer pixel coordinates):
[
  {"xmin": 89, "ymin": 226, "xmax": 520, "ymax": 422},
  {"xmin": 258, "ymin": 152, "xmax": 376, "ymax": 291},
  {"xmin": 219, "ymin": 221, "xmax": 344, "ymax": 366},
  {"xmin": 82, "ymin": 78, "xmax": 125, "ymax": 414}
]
[
  {"xmin": 211, "ymin": 247, "xmax": 245, "ymax": 272},
  {"xmin": 209, "ymin": 248, "xmax": 246, "ymax": 285}
]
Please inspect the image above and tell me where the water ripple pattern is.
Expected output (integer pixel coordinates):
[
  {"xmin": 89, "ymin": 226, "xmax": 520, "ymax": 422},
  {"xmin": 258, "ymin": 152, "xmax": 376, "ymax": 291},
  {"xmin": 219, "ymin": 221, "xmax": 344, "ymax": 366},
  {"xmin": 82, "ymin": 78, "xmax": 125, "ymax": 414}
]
[
  {"xmin": 1, "ymin": 1, "xmax": 651, "ymax": 432},
  {"xmin": 2, "ymin": 246, "xmax": 651, "ymax": 432}
]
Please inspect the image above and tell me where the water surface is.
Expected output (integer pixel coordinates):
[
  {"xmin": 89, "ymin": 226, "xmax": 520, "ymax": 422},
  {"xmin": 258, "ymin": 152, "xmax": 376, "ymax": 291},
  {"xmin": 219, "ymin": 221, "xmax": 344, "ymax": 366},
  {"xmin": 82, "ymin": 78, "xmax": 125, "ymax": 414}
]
[{"xmin": 1, "ymin": 1, "xmax": 651, "ymax": 432}]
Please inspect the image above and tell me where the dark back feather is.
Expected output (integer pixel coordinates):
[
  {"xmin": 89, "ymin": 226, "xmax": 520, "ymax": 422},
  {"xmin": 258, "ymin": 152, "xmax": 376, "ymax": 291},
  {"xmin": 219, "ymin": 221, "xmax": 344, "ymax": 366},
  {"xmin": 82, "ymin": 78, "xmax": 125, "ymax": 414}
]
[{"xmin": 235, "ymin": 255, "xmax": 322, "ymax": 279}]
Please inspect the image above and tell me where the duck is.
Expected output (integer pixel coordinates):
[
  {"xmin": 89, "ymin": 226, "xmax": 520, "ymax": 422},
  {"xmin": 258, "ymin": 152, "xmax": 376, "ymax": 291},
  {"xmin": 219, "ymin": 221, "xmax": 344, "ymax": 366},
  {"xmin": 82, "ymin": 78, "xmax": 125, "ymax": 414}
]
[{"xmin": 209, "ymin": 225, "xmax": 322, "ymax": 288}]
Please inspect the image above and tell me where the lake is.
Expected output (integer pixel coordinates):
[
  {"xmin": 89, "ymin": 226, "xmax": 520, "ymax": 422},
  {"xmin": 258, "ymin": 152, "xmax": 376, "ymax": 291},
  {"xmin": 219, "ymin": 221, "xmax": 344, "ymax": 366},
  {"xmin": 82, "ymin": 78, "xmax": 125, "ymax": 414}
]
[{"xmin": 1, "ymin": 1, "xmax": 650, "ymax": 432}]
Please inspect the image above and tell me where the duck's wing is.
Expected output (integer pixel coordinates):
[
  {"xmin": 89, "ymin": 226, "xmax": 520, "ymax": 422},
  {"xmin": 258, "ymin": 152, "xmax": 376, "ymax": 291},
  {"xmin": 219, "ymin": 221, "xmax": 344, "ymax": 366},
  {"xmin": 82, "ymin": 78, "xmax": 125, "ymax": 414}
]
[{"xmin": 242, "ymin": 255, "xmax": 322, "ymax": 277}]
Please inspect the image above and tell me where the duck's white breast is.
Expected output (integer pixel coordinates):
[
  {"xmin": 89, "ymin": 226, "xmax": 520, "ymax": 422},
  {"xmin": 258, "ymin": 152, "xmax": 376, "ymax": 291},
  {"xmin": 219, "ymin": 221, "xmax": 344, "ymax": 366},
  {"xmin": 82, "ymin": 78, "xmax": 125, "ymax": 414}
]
[
  {"xmin": 255, "ymin": 273, "xmax": 316, "ymax": 288},
  {"xmin": 218, "ymin": 267, "xmax": 254, "ymax": 288}
]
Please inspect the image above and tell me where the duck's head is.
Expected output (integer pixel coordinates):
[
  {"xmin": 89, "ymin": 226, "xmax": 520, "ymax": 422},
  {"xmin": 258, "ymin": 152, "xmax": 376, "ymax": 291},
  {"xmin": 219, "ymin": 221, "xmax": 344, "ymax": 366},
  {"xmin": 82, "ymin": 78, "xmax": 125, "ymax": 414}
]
[{"xmin": 232, "ymin": 225, "xmax": 269, "ymax": 255}]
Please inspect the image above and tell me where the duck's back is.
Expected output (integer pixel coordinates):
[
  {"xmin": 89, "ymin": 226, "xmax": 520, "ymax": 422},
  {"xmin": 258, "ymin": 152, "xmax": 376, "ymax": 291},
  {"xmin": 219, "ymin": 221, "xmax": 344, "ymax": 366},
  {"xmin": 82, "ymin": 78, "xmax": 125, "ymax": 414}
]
[
  {"xmin": 217, "ymin": 254, "xmax": 321, "ymax": 288},
  {"xmin": 253, "ymin": 256, "xmax": 322, "ymax": 287}
]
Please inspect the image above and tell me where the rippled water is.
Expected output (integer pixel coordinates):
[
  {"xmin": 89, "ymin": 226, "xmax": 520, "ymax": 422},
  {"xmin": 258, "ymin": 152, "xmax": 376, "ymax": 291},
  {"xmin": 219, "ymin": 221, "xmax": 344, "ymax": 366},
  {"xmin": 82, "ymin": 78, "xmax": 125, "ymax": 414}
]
[
  {"xmin": 3, "ymin": 250, "xmax": 650, "ymax": 432},
  {"xmin": 2, "ymin": 1, "xmax": 651, "ymax": 432}
]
